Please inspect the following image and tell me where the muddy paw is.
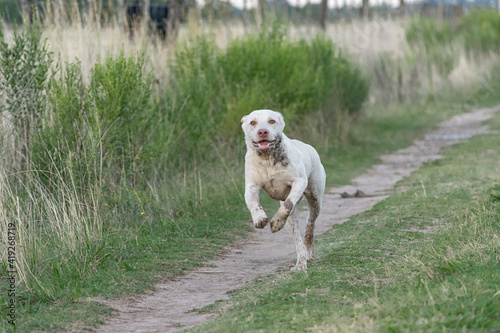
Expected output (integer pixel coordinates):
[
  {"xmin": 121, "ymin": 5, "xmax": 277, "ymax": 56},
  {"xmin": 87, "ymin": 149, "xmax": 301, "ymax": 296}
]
[
  {"xmin": 270, "ymin": 214, "xmax": 287, "ymax": 233},
  {"xmin": 254, "ymin": 216, "xmax": 269, "ymax": 229}
]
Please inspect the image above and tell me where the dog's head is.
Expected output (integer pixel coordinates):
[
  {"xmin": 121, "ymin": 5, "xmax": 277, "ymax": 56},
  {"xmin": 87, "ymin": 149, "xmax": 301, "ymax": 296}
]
[{"xmin": 241, "ymin": 109, "xmax": 285, "ymax": 153}]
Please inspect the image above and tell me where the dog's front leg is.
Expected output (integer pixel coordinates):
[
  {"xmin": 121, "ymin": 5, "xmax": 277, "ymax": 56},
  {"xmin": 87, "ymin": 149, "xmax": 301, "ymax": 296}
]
[
  {"xmin": 270, "ymin": 178, "xmax": 307, "ymax": 233},
  {"xmin": 245, "ymin": 185, "xmax": 269, "ymax": 229}
]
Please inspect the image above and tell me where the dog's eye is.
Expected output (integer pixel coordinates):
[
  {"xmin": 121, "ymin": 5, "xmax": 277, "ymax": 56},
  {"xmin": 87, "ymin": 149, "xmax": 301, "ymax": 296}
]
[
  {"xmin": 269, "ymin": 119, "xmax": 276, "ymax": 124},
  {"xmin": 250, "ymin": 121, "xmax": 257, "ymax": 126}
]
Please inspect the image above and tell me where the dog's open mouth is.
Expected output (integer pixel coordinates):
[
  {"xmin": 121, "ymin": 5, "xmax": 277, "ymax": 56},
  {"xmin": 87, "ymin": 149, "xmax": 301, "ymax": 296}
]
[{"xmin": 253, "ymin": 140, "xmax": 275, "ymax": 150}]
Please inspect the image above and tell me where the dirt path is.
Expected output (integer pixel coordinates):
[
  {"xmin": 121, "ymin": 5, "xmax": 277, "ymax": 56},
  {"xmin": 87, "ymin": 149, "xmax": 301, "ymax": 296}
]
[{"xmin": 96, "ymin": 105, "xmax": 500, "ymax": 333}]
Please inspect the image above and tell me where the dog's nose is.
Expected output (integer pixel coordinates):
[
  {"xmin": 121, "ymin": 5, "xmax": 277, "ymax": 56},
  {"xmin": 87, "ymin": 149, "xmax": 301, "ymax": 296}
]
[{"xmin": 258, "ymin": 129, "xmax": 268, "ymax": 137}]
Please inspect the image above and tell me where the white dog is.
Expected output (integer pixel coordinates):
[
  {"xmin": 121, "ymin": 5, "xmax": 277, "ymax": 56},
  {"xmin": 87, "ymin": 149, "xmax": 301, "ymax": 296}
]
[{"xmin": 241, "ymin": 109, "xmax": 326, "ymax": 271}]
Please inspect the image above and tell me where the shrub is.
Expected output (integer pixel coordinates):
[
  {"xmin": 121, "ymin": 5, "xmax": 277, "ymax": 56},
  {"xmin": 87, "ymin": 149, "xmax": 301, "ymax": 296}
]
[
  {"xmin": 0, "ymin": 23, "xmax": 53, "ymax": 169},
  {"xmin": 460, "ymin": 8, "xmax": 500, "ymax": 53},
  {"xmin": 87, "ymin": 52, "xmax": 157, "ymax": 188},
  {"xmin": 38, "ymin": 53, "xmax": 159, "ymax": 194},
  {"xmin": 405, "ymin": 17, "xmax": 457, "ymax": 77},
  {"xmin": 406, "ymin": 17, "xmax": 455, "ymax": 52},
  {"xmin": 168, "ymin": 24, "xmax": 369, "ymax": 161}
]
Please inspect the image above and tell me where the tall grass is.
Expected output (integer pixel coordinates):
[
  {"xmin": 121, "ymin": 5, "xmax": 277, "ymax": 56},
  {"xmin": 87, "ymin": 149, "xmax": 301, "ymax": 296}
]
[
  {"xmin": 0, "ymin": 161, "xmax": 104, "ymax": 301},
  {"xmin": 395, "ymin": 10, "xmax": 500, "ymax": 102},
  {"xmin": 0, "ymin": 24, "xmax": 105, "ymax": 302},
  {"xmin": 7, "ymin": 4, "xmax": 497, "ymax": 105}
]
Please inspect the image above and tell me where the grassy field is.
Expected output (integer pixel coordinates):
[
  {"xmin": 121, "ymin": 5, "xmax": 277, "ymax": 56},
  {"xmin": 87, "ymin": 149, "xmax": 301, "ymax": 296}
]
[{"xmin": 1, "ymin": 3, "xmax": 500, "ymax": 332}]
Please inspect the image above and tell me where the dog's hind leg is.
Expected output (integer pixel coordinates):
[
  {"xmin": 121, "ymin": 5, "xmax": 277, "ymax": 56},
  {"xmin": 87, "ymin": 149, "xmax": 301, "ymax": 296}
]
[
  {"xmin": 304, "ymin": 160, "xmax": 325, "ymax": 261},
  {"xmin": 286, "ymin": 209, "xmax": 308, "ymax": 271},
  {"xmin": 304, "ymin": 191, "xmax": 322, "ymax": 262}
]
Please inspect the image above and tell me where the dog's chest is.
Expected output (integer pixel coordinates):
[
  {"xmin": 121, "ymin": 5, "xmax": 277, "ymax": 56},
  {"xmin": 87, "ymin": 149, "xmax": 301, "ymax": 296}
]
[{"xmin": 260, "ymin": 165, "xmax": 293, "ymax": 201}]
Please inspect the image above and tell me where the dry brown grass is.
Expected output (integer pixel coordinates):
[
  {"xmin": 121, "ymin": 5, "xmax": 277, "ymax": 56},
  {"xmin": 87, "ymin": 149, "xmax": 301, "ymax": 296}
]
[{"xmin": 3, "ymin": 0, "xmax": 497, "ymax": 104}]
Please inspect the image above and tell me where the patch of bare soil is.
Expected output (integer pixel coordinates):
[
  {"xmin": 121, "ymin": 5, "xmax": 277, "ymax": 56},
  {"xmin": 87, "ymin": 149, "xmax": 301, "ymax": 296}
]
[{"xmin": 95, "ymin": 105, "xmax": 500, "ymax": 333}]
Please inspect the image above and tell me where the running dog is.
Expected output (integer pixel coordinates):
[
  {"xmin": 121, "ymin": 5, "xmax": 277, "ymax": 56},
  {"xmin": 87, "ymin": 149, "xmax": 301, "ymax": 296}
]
[{"xmin": 241, "ymin": 109, "xmax": 326, "ymax": 271}]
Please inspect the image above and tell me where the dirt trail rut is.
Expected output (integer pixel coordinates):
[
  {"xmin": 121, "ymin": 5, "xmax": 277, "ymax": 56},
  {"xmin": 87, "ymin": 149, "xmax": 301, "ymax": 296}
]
[{"xmin": 96, "ymin": 105, "xmax": 500, "ymax": 333}]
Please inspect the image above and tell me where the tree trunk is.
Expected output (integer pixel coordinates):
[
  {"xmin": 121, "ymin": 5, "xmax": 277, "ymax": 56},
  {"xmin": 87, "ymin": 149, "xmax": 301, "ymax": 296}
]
[
  {"xmin": 258, "ymin": 0, "xmax": 266, "ymax": 26},
  {"xmin": 117, "ymin": 0, "xmax": 125, "ymax": 25},
  {"xmin": 225, "ymin": 0, "xmax": 231, "ymax": 22},
  {"xmin": 21, "ymin": 0, "xmax": 34, "ymax": 23},
  {"xmin": 144, "ymin": 0, "xmax": 151, "ymax": 28},
  {"xmin": 319, "ymin": 0, "xmax": 328, "ymax": 30},
  {"xmin": 361, "ymin": 0, "xmax": 369, "ymax": 20},
  {"xmin": 242, "ymin": 0, "xmax": 248, "ymax": 30},
  {"xmin": 306, "ymin": 0, "xmax": 312, "ymax": 27},
  {"xmin": 208, "ymin": 0, "xmax": 214, "ymax": 25},
  {"xmin": 168, "ymin": 0, "xmax": 181, "ymax": 43},
  {"xmin": 399, "ymin": 0, "xmax": 405, "ymax": 17}
]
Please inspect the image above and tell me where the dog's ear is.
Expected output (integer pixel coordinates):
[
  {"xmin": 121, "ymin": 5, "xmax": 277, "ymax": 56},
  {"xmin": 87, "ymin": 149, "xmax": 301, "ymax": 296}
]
[
  {"xmin": 276, "ymin": 112, "xmax": 285, "ymax": 130},
  {"xmin": 241, "ymin": 115, "xmax": 247, "ymax": 123}
]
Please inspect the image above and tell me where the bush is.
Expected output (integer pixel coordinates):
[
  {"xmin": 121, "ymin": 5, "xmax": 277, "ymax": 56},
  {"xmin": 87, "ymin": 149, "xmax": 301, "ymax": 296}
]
[
  {"xmin": 460, "ymin": 8, "xmax": 500, "ymax": 53},
  {"xmin": 406, "ymin": 17, "xmax": 455, "ymax": 52},
  {"xmin": 168, "ymin": 24, "xmax": 369, "ymax": 160},
  {"xmin": 405, "ymin": 17, "xmax": 457, "ymax": 76},
  {"xmin": 88, "ymin": 52, "xmax": 157, "ymax": 188},
  {"xmin": 38, "ymin": 53, "xmax": 159, "ymax": 193},
  {"xmin": 0, "ymin": 23, "xmax": 53, "ymax": 169}
]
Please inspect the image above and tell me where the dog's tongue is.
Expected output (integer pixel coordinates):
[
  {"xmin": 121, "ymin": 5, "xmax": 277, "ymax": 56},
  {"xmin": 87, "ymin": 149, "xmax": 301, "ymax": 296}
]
[{"xmin": 258, "ymin": 141, "xmax": 270, "ymax": 150}]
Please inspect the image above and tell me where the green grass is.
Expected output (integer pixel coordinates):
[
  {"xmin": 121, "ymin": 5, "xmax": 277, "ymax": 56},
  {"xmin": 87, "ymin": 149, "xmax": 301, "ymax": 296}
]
[{"xmin": 190, "ymin": 105, "xmax": 500, "ymax": 333}]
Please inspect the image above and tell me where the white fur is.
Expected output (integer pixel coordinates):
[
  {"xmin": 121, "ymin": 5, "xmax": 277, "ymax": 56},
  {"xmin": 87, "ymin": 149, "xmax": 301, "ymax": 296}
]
[{"xmin": 241, "ymin": 109, "xmax": 326, "ymax": 271}]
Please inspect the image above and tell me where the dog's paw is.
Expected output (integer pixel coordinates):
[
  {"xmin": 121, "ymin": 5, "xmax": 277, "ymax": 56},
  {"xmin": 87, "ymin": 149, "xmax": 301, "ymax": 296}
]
[
  {"xmin": 252, "ymin": 208, "xmax": 268, "ymax": 229},
  {"xmin": 270, "ymin": 214, "xmax": 287, "ymax": 233},
  {"xmin": 254, "ymin": 216, "xmax": 269, "ymax": 229},
  {"xmin": 270, "ymin": 204, "xmax": 291, "ymax": 233},
  {"xmin": 290, "ymin": 261, "xmax": 307, "ymax": 271}
]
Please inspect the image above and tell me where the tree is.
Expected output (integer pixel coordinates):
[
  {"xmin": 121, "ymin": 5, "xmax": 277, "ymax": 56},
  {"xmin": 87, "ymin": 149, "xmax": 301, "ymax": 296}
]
[
  {"xmin": 319, "ymin": 0, "xmax": 328, "ymax": 30},
  {"xmin": 362, "ymin": 0, "xmax": 369, "ymax": 19},
  {"xmin": 20, "ymin": 0, "xmax": 37, "ymax": 23},
  {"xmin": 258, "ymin": 0, "xmax": 266, "ymax": 25}
]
